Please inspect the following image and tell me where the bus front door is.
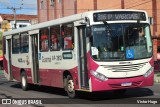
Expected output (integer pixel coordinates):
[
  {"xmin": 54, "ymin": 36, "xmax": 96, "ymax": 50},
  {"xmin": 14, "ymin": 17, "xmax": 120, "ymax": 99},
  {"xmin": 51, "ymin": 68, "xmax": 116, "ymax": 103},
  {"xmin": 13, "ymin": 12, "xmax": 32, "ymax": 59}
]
[
  {"xmin": 7, "ymin": 39, "xmax": 13, "ymax": 80},
  {"xmin": 78, "ymin": 26, "xmax": 89, "ymax": 89},
  {"xmin": 31, "ymin": 34, "xmax": 39, "ymax": 84}
]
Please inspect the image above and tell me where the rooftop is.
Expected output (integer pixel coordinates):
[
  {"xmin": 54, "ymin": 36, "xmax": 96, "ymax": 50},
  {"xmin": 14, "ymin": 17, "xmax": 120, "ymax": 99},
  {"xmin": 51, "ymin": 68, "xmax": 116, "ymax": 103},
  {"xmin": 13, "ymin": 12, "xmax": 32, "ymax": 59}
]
[{"xmin": 0, "ymin": 14, "xmax": 37, "ymax": 21}]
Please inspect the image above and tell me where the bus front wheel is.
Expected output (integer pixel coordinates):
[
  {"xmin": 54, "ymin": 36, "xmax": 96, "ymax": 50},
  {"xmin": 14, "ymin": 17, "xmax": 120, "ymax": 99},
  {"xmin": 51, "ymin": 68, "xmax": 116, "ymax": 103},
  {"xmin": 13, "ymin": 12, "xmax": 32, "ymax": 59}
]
[
  {"xmin": 66, "ymin": 75, "xmax": 76, "ymax": 98},
  {"xmin": 21, "ymin": 72, "xmax": 29, "ymax": 91}
]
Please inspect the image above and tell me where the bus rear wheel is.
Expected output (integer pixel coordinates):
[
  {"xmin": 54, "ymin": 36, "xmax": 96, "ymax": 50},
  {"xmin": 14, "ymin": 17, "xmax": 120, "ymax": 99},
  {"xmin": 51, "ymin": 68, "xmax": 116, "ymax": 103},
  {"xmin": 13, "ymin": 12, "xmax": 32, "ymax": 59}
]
[
  {"xmin": 66, "ymin": 75, "xmax": 76, "ymax": 98},
  {"xmin": 21, "ymin": 72, "xmax": 29, "ymax": 91}
]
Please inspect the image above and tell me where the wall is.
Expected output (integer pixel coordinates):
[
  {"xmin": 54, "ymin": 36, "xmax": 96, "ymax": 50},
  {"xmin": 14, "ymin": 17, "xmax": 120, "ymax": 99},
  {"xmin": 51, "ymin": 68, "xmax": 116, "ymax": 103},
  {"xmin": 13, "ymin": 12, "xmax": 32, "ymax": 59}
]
[
  {"xmin": 97, "ymin": 0, "xmax": 121, "ymax": 9},
  {"xmin": 77, "ymin": 0, "xmax": 94, "ymax": 13},
  {"xmin": 38, "ymin": 0, "xmax": 48, "ymax": 22}
]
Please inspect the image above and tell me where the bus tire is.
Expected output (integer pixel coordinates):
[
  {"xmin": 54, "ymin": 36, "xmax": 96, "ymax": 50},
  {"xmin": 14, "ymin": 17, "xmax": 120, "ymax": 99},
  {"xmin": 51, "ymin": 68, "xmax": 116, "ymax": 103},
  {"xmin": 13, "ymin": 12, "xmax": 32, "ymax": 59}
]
[
  {"xmin": 113, "ymin": 89, "xmax": 126, "ymax": 95},
  {"xmin": 66, "ymin": 75, "xmax": 76, "ymax": 98},
  {"xmin": 21, "ymin": 72, "xmax": 29, "ymax": 91}
]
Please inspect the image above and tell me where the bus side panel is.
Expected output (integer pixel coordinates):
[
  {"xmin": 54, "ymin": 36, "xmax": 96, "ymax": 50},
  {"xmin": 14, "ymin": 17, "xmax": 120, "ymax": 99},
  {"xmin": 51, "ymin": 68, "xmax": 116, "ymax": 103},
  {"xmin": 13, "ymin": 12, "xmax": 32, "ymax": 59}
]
[
  {"xmin": 11, "ymin": 65, "xmax": 32, "ymax": 83},
  {"xmin": 3, "ymin": 56, "xmax": 8, "ymax": 74},
  {"xmin": 12, "ymin": 65, "xmax": 21, "ymax": 81},
  {"xmin": 68, "ymin": 67, "xmax": 79, "ymax": 90},
  {"xmin": 11, "ymin": 53, "xmax": 32, "ymax": 83},
  {"xmin": 39, "ymin": 69, "xmax": 64, "ymax": 88},
  {"xmin": 39, "ymin": 67, "xmax": 79, "ymax": 89},
  {"xmin": 39, "ymin": 69, "xmax": 57, "ymax": 87}
]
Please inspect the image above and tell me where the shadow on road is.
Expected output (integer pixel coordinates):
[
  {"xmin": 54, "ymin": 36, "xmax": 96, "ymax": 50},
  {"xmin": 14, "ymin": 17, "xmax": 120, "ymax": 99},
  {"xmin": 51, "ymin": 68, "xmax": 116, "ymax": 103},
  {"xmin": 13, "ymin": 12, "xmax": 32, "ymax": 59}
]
[
  {"xmin": 10, "ymin": 82, "xmax": 154, "ymax": 102},
  {"xmin": 10, "ymin": 83, "xmax": 67, "ymax": 97},
  {"xmin": 77, "ymin": 88, "xmax": 153, "ymax": 100}
]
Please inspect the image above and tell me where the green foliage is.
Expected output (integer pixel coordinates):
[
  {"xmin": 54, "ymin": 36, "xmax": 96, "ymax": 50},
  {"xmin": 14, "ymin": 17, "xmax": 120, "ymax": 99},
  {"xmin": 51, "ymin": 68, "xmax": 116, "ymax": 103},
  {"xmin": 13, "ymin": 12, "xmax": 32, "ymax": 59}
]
[
  {"xmin": 0, "ymin": 50, "xmax": 2, "ymax": 56},
  {"xmin": 0, "ymin": 32, "xmax": 2, "ymax": 40}
]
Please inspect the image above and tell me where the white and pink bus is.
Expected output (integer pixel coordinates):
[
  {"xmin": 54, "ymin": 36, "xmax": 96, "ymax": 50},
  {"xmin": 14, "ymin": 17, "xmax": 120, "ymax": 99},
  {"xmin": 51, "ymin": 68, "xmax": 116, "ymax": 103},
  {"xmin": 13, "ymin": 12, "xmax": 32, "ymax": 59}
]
[{"xmin": 3, "ymin": 9, "xmax": 153, "ymax": 98}]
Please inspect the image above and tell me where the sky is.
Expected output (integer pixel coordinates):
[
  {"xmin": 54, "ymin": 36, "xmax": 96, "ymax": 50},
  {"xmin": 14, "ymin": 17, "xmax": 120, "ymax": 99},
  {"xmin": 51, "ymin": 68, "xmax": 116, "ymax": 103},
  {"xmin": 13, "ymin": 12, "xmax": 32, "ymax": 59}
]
[{"xmin": 0, "ymin": 0, "xmax": 37, "ymax": 15}]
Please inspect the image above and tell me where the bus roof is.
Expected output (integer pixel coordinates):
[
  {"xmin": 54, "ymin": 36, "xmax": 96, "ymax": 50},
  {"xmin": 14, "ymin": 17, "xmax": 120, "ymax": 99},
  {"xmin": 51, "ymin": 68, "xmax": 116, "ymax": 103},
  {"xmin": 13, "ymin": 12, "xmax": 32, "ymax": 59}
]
[{"xmin": 3, "ymin": 9, "xmax": 148, "ymax": 36}]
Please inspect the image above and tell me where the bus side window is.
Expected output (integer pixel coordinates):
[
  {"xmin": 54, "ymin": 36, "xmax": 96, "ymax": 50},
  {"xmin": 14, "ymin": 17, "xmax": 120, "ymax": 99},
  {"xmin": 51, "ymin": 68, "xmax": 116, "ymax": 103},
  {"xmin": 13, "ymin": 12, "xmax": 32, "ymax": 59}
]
[
  {"xmin": 61, "ymin": 23, "xmax": 74, "ymax": 50},
  {"xmin": 12, "ymin": 34, "xmax": 20, "ymax": 54},
  {"xmin": 20, "ymin": 33, "xmax": 29, "ymax": 53},
  {"xmin": 40, "ymin": 28, "xmax": 49, "ymax": 52},
  {"xmin": 50, "ymin": 25, "xmax": 60, "ymax": 51}
]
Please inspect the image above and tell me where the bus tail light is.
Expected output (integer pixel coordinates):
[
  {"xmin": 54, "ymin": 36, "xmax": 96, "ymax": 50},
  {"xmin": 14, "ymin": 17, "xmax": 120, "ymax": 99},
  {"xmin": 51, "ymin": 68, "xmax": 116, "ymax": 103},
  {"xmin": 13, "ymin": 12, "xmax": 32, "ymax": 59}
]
[
  {"xmin": 91, "ymin": 70, "xmax": 108, "ymax": 81},
  {"xmin": 143, "ymin": 67, "xmax": 154, "ymax": 77}
]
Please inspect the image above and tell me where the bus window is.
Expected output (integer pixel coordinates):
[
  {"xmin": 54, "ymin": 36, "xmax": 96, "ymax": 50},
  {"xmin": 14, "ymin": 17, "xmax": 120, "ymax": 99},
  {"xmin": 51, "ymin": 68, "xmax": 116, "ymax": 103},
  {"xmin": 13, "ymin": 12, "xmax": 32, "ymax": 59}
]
[
  {"xmin": 61, "ymin": 23, "xmax": 74, "ymax": 50},
  {"xmin": 12, "ymin": 34, "xmax": 20, "ymax": 54},
  {"xmin": 20, "ymin": 33, "xmax": 29, "ymax": 53},
  {"xmin": 39, "ymin": 28, "xmax": 49, "ymax": 52},
  {"xmin": 50, "ymin": 25, "xmax": 60, "ymax": 51}
]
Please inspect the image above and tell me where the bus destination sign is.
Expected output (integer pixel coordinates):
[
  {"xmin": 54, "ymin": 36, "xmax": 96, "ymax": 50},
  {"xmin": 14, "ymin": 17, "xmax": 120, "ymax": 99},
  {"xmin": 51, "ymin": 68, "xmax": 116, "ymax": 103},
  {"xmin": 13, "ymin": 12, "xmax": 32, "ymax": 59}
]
[{"xmin": 93, "ymin": 11, "xmax": 146, "ymax": 22}]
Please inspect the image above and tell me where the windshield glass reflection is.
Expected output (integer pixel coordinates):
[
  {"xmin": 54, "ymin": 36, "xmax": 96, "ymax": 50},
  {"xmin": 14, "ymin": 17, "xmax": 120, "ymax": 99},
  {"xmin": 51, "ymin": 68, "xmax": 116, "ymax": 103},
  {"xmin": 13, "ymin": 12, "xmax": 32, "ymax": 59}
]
[{"xmin": 91, "ymin": 23, "xmax": 152, "ymax": 61}]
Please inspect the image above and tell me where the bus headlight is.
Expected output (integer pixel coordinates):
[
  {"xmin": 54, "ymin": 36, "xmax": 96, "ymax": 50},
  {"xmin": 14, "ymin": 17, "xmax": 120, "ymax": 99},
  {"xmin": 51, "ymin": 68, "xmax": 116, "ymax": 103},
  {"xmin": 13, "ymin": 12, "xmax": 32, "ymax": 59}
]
[
  {"xmin": 91, "ymin": 70, "xmax": 108, "ymax": 81},
  {"xmin": 144, "ymin": 67, "xmax": 154, "ymax": 77}
]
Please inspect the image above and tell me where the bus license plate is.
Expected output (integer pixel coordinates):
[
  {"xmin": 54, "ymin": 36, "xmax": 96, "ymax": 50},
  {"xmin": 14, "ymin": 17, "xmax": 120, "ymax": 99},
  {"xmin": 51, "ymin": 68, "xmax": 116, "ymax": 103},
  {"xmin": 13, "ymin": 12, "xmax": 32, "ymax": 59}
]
[{"xmin": 121, "ymin": 82, "xmax": 132, "ymax": 86}]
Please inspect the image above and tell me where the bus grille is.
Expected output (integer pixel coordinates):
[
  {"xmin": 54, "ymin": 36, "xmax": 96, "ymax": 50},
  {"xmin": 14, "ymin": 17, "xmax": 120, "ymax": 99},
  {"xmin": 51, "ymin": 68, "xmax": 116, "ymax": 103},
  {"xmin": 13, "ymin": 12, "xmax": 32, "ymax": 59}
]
[
  {"xmin": 109, "ymin": 81, "xmax": 142, "ymax": 88},
  {"xmin": 102, "ymin": 62, "xmax": 147, "ymax": 72}
]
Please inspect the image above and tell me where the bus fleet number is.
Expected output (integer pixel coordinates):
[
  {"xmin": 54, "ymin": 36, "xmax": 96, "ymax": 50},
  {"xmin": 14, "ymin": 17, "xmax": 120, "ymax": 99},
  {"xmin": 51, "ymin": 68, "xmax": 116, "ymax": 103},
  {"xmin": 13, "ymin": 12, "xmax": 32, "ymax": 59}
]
[{"xmin": 52, "ymin": 55, "xmax": 62, "ymax": 61}]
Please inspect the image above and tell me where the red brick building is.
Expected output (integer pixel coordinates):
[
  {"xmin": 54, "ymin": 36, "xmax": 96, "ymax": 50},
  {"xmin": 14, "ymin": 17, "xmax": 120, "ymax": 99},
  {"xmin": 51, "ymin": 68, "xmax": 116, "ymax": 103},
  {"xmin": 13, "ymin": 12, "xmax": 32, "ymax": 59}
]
[{"xmin": 37, "ymin": 0, "xmax": 160, "ymax": 61}]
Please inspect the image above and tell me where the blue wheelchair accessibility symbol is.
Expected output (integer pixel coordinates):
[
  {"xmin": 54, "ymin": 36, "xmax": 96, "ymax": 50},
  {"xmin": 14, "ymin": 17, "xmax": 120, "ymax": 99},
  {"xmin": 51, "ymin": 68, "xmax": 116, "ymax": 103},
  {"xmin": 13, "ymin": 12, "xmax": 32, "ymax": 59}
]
[{"xmin": 126, "ymin": 49, "xmax": 134, "ymax": 59}]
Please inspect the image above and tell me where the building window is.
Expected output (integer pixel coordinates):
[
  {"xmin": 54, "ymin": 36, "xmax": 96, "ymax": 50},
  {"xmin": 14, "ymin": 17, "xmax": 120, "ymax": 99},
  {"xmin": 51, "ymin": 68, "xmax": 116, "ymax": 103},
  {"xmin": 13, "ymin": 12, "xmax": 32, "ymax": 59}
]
[
  {"xmin": 50, "ymin": 25, "xmax": 60, "ymax": 51},
  {"xmin": 19, "ymin": 24, "xmax": 27, "ymax": 28},
  {"xmin": 50, "ymin": 0, "xmax": 54, "ymax": 7},
  {"xmin": 40, "ymin": 0, "xmax": 44, "ymax": 9},
  {"xmin": 39, "ymin": 28, "xmax": 49, "ymax": 52},
  {"xmin": 12, "ymin": 34, "xmax": 20, "ymax": 54},
  {"xmin": 20, "ymin": 33, "xmax": 29, "ymax": 53},
  {"xmin": 61, "ymin": 23, "xmax": 74, "ymax": 50}
]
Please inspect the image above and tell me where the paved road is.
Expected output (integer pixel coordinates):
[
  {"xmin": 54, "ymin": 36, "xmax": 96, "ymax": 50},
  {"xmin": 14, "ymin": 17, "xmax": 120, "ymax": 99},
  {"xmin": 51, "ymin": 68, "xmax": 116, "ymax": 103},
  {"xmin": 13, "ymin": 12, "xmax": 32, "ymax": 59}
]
[{"xmin": 0, "ymin": 73, "xmax": 160, "ymax": 107}]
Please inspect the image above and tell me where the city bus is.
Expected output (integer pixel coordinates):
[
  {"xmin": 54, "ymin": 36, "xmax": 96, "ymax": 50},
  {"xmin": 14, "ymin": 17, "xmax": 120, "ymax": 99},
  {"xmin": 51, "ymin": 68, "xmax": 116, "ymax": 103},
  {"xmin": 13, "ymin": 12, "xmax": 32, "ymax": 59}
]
[{"xmin": 3, "ymin": 9, "xmax": 153, "ymax": 98}]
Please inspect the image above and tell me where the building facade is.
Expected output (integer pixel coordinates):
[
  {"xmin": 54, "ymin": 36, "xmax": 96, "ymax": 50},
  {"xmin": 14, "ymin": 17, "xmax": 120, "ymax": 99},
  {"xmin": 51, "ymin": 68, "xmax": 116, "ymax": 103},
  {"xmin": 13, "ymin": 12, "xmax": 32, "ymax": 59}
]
[
  {"xmin": 0, "ymin": 14, "xmax": 38, "ymax": 31},
  {"xmin": 37, "ymin": 0, "xmax": 160, "ymax": 61}
]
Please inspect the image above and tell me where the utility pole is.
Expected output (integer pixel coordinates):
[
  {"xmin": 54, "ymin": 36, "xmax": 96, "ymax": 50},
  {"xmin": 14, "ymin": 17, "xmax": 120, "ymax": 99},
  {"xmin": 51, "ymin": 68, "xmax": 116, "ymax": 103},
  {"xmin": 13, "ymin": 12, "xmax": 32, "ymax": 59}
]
[{"xmin": 7, "ymin": 7, "xmax": 22, "ymax": 29}]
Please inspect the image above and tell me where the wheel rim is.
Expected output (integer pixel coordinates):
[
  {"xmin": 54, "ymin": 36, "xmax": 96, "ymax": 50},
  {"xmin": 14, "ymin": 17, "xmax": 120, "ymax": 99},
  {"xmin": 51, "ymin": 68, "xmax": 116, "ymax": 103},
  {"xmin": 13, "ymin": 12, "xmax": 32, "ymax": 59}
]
[
  {"xmin": 22, "ymin": 76, "xmax": 26, "ymax": 87},
  {"xmin": 68, "ymin": 80, "xmax": 74, "ymax": 93}
]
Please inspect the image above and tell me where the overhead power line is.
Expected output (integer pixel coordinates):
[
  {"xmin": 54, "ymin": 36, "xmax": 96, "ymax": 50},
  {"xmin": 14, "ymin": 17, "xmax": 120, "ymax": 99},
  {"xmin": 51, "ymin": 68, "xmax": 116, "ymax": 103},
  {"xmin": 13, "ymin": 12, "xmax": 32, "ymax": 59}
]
[{"xmin": 7, "ymin": 7, "xmax": 22, "ymax": 28}]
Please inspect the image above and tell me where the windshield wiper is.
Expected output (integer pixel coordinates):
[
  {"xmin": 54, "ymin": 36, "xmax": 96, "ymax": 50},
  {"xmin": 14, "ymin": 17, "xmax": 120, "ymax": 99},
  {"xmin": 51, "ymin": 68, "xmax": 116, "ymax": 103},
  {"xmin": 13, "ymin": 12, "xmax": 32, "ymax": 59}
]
[{"xmin": 103, "ymin": 21, "xmax": 118, "ymax": 37}]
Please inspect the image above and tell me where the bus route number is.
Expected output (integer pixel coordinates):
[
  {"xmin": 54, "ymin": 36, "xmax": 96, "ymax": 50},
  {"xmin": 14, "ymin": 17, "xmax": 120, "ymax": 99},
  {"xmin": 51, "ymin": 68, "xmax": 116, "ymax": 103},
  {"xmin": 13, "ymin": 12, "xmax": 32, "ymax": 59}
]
[{"xmin": 52, "ymin": 55, "xmax": 62, "ymax": 61}]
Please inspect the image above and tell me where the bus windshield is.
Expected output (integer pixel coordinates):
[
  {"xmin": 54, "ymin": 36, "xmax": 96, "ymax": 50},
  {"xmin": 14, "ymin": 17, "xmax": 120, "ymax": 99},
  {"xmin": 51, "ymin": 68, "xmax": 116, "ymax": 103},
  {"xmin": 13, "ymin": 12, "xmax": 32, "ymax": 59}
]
[{"xmin": 91, "ymin": 23, "xmax": 152, "ymax": 61}]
